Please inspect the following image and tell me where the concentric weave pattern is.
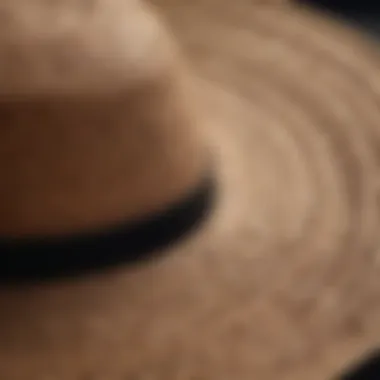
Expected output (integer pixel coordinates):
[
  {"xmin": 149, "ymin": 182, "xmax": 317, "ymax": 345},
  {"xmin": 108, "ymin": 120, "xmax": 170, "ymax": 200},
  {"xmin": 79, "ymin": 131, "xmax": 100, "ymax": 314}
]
[
  {"xmin": 2, "ymin": 3, "xmax": 380, "ymax": 380},
  {"xmin": 151, "ymin": 3, "xmax": 380, "ymax": 378}
]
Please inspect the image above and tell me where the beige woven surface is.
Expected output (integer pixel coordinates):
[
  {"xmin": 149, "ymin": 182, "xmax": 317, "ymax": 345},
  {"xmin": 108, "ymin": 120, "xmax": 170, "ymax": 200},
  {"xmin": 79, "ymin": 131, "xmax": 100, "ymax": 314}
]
[
  {"xmin": 137, "ymin": 4, "xmax": 380, "ymax": 378},
  {"xmin": 163, "ymin": 4, "xmax": 380, "ymax": 378},
  {"xmin": 1, "ymin": 1, "xmax": 380, "ymax": 380}
]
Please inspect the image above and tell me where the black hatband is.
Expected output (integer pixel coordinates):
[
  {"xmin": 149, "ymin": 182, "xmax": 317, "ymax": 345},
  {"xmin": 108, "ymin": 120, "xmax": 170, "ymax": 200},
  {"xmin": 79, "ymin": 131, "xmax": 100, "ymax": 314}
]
[
  {"xmin": 339, "ymin": 349, "xmax": 380, "ymax": 380},
  {"xmin": 0, "ymin": 175, "xmax": 214, "ymax": 283}
]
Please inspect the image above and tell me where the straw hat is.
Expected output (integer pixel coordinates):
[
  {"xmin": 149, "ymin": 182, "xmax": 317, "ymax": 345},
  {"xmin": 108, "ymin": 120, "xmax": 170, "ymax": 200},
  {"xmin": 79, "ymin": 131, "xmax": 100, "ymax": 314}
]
[{"xmin": 1, "ymin": 0, "xmax": 380, "ymax": 379}]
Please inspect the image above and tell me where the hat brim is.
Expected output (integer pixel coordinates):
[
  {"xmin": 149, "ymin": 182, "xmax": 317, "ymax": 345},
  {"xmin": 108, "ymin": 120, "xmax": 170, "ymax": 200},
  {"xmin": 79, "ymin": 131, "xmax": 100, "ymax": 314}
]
[{"xmin": 2, "ymin": 3, "xmax": 380, "ymax": 380}]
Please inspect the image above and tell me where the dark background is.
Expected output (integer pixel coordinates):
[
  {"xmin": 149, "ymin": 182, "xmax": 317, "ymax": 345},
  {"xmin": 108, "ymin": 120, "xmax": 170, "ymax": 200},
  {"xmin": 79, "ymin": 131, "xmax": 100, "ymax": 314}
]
[{"xmin": 300, "ymin": 0, "xmax": 380, "ymax": 38}]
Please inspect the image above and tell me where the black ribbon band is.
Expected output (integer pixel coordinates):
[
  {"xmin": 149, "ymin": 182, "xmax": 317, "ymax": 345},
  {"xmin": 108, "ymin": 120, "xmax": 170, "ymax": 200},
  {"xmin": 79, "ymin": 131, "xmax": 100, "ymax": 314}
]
[
  {"xmin": 0, "ymin": 175, "xmax": 214, "ymax": 283},
  {"xmin": 339, "ymin": 349, "xmax": 380, "ymax": 380}
]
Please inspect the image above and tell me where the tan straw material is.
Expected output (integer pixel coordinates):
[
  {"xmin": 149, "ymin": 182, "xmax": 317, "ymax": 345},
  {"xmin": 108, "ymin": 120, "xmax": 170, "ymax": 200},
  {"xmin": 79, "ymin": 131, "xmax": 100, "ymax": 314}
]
[{"xmin": 1, "ymin": 1, "xmax": 380, "ymax": 379}]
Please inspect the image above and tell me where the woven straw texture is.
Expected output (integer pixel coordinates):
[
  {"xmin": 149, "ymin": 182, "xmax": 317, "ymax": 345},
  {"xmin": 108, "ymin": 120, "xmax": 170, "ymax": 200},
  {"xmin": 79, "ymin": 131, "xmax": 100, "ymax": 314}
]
[{"xmin": 1, "ymin": 1, "xmax": 380, "ymax": 380}]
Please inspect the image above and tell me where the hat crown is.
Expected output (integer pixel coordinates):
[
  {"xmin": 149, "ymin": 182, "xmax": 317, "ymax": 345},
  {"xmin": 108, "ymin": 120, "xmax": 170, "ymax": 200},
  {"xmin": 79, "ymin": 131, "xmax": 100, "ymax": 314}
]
[
  {"xmin": 0, "ymin": 0, "xmax": 205, "ymax": 237},
  {"xmin": 0, "ymin": 0, "xmax": 174, "ymax": 95}
]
